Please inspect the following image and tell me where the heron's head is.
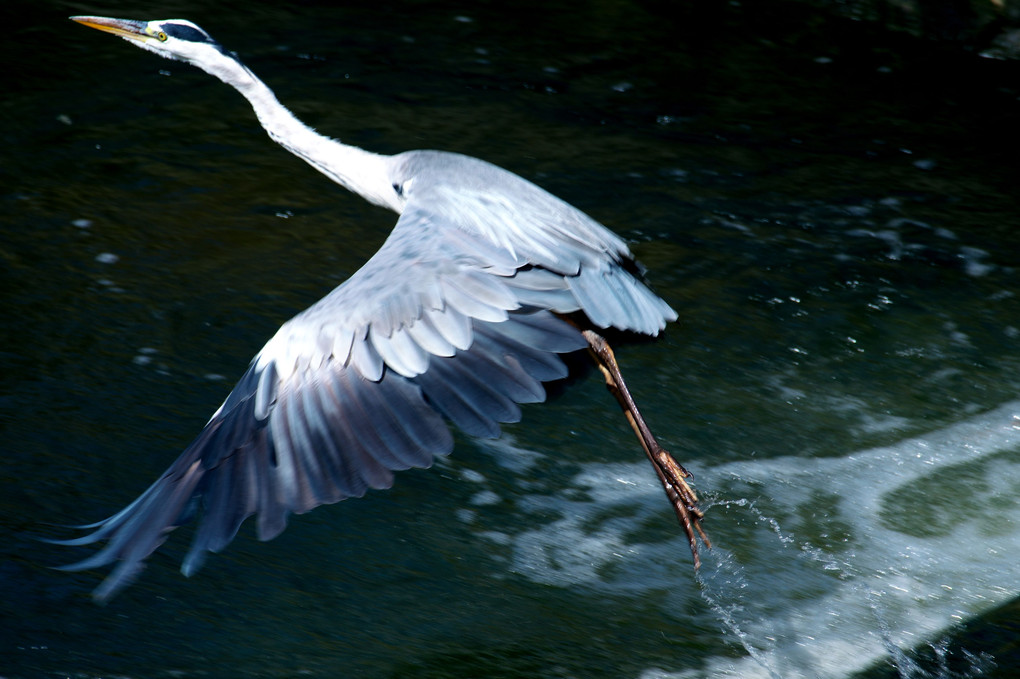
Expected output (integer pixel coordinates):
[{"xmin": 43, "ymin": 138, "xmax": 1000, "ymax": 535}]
[{"xmin": 71, "ymin": 16, "xmax": 239, "ymax": 73}]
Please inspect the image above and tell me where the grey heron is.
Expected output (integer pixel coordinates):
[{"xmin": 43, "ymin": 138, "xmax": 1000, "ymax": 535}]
[{"xmin": 59, "ymin": 15, "xmax": 708, "ymax": 601}]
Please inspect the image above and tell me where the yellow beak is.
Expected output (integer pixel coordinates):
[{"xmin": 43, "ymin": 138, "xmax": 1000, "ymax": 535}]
[{"xmin": 70, "ymin": 16, "xmax": 150, "ymax": 42}]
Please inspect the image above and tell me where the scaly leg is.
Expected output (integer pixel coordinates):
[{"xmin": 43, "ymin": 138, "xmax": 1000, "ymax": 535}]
[{"xmin": 583, "ymin": 329, "xmax": 710, "ymax": 567}]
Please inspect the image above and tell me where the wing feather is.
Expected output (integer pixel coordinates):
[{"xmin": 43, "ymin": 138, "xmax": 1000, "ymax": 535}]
[
  {"xmin": 348, "ymin": 328, "xmax": 385, "ymax": 381},
  {"xmin": 405, "ymin": 314, "xmax": 457, "ymax": 357},
  {"xmin": 440, "ymin": 276, "xmax": 511, "ymax": 323},
  {"xmin": 325, "ymin": 370, "xmax": 398, "ymax": 488},
  {"xmin": 370, "ymin": 323, "xmax": 430, "ymax": 378},
  {"xmin": 423, "ymin": 305, "xmax": 473, "ymax": 351}
]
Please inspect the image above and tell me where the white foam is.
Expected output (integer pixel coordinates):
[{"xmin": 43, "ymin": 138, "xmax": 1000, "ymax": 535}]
[{"xmin": 474, "ymin": 402, "xmax": 1020, "ymax": 678}]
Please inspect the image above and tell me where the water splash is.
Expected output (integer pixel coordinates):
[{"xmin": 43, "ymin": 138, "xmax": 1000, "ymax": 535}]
[
  {"xmin": 694, "ymin": 554, "xmax": 784, "ymax": 679},
  {"xmin": 471, "ymin": 401, "xmax": 1020, "ymax": 678}
]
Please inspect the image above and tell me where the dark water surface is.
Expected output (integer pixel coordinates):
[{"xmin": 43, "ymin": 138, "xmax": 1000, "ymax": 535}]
[{"xmin": 4, "ymin": 1, "xmax": 1020, "ymax": 677}]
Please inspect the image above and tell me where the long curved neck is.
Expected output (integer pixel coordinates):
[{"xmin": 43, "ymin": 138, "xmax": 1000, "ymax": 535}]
[{"xmin": 203, "ymin": 56, "xmax": 401, "ymax": 212}]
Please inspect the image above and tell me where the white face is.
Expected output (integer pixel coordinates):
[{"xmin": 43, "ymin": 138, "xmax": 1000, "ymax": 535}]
[
  {"xmin": 73, "ymin": 15, "xmax": 254, "ymax": 89},
  {"xmin": 131, "ymin": 20, "xmax": 220, "ymax": 63},
  {"xmin": 71, "ymin": 16, "xmax": 224, "ymax": 66}
]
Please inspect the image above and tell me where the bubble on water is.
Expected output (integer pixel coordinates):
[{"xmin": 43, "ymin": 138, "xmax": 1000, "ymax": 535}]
[
  {"xmin": 469, "ymin": 490, "xmax": 501, "ymax": 507},
  {"xmin": 959, "ymin": 246, "xmax": 993, "ymax": 277}
]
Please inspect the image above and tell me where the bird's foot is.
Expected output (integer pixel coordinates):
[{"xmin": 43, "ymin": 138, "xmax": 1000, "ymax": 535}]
[
  {"xmin": 582, "ymin": 329, "xmax": 710, "ymax": 567},
  {"xmin": 643, "ymin": 431, "xmax": 711, "ymax": 567}
]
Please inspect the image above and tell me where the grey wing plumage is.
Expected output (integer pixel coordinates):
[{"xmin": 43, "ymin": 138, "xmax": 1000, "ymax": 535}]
[
  {"xmin": 56, "ymin": 307, "xmax": 582, "ymax": 602},
  {"xmin": 401, "ymin": 150, "xmax": 678, "ymax": 335},
  {"xmin": 54, "ymin": 150, "xmax": 676, "ymax": 600}
]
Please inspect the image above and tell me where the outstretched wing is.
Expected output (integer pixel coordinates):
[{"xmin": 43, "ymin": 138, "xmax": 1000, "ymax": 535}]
[{"xmin": 55, "ymin": 152, "xmax": 676, "ymax": 601}]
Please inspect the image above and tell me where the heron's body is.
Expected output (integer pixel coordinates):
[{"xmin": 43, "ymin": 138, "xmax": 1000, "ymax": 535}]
[{"xmin": 59, "ymin": 16, "xmax": 702, "ymax": 601}]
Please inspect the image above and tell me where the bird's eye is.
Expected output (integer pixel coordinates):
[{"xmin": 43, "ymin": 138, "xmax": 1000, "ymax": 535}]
[{"xmin": 157, "ymin": 31, "xmax": 168, "ymax": 42}]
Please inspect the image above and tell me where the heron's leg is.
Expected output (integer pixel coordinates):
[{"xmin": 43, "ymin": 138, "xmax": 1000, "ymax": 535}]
[{"xmin": 582, "ymin": 329, "xmax": 710, "ymax": 567}]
